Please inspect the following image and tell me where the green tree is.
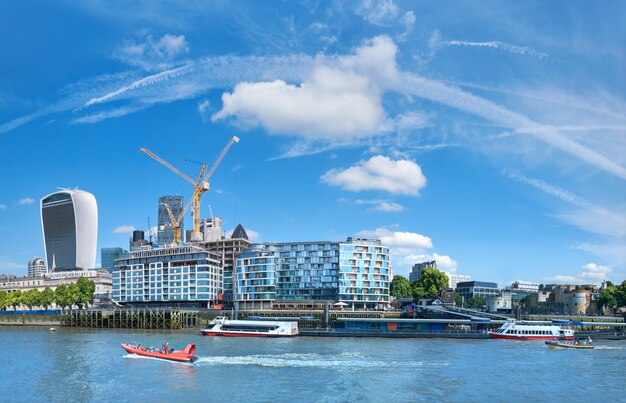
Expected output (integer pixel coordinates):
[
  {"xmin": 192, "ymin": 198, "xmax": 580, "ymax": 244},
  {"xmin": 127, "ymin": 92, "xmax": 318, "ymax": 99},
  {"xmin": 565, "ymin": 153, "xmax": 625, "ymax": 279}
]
[
  {"xmin": 390, "ymin": 275, "xmax": 412, "ymax": 298},
  {"xmin": 9, "ymin": 290, "xmax": 22, "ymax": 311},
  {"xmin": 67, "ymin": 283, "xmax": 81, "ymax": 309},
  {"xmin": 453, "ymin": 292, "xmax": 462, "ymax": 307},
  {"xmin": 39, "ymin": 287, "xmax": 55, "ymax": 311},
  {"xmin": 597, "ymin": 283, "xmax": 618, "ymax": 312},
  {"xmin": 76, "ymin": 277, "xmax": 96, "ymax": 308},
  {"xmin": 54, "ymin": 285, "xmax": 72, "ymax": 311},
  {"xmin": 0, "ymin": 291, "xmax": 8, "ymax": 311},
  {"xmin": 465, "ymin": 296, "xmax": 486, "ymax": 309},
  {"xmin": 410, "ymin": 268, "xmax": 449, "ymax": 302},
  {"xmin": 22, "ymin": 289, "xmax": 41, "ymax": 310}
]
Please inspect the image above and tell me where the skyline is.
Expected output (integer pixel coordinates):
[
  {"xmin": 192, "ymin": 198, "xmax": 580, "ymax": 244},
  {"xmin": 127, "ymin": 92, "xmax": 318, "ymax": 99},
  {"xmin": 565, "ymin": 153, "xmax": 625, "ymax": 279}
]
[{"xmin": 0, "ymin": 1, "xmax": 624, "ymax": 287}]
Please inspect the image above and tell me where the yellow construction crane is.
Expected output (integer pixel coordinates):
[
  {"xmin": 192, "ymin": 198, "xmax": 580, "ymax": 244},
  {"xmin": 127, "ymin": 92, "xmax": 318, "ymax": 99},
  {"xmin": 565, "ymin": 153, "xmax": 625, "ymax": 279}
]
[
  {"xmin": 161, "ymin": 201, "xmax": 192, "ymax": 244},
  {"xmin": 140, "ymin": 135, "xmax": 239, "ymax": 241}
]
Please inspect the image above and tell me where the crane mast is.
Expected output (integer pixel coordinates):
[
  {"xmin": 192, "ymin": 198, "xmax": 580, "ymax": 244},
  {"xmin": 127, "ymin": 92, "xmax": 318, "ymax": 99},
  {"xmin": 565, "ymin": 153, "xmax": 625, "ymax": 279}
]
[{"xmin": 140, "ymin": 135, "xmax": 239, "ymax": 242}]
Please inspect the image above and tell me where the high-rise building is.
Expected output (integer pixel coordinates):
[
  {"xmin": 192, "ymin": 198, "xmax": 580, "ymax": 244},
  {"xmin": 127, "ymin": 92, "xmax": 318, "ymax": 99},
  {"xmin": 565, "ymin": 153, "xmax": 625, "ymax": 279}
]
[
  {"xmin": 197, "ymin": 223, "xmax": 252, "ymax": 306},
  {"xmin": 101, "ymin": 247, "xmax": 128, "ymax": 273},
  {"xmin": 40, "ymin": 189, "xmax": 97, "ymax": 272},
  {"xmin": 409, "ymin": 260, "xmax": 437, "ymax": 282},
  {"xmin": 235, "ymin": 237, "xmax": 391, "ymax": 310},
  {"xmin": 200, "ymin": 217, "xmax": 223, "ymax": 242},
  {"xmin": 157, "ymin": 196, "xmax": 184, "ymax": 245},
  {"xmin": 28, "ymin": 257, "xmax": 46, "ymax": 277}
]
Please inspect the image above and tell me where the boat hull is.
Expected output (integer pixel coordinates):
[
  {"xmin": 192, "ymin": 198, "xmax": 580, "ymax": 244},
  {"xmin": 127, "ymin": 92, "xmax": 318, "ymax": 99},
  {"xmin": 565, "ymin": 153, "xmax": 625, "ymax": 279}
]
[
  {"xmin": 121, "ymin": 343, "xmax": 198, "ymax": 362},
  {"xmin": 201, "ymin": 330, "xmax": 296, "ymax": 337},
  {"xmin": 545, "ymin": 341, "xmax": 594, "ymax": 349},
  {"xmin": 489, "ymin": 333, "xmax": 575, "ymax": 341}
]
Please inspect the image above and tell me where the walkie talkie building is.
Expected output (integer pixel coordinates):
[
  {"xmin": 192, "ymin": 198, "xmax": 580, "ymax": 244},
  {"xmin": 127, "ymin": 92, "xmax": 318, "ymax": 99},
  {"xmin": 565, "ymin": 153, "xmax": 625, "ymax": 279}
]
[{"xmin": 40, "ymin": 189, "xmax": 98, "ymax": 272}]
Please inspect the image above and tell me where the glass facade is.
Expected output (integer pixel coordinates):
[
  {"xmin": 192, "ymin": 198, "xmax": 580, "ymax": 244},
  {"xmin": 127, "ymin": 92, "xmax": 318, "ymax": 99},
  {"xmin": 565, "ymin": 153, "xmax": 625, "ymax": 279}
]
[
  {"xmin": 456, "ymin": 281, "xmax": 499, "ymax": 300},
  {"xmin": 157, "ymin": 196, "xmax": 184, "ymax": 245},
  {"xmin": 41, "ymin": 193, "xmax": 76, "ymax": 271},
  {"xmin": 101, "ymin": 247, "xmax": 128, "ymax": 273},
  {"xmin": 111, "ymin": 245, "xmax": 221, "ymax": 308},
  {"xmin": 236, "ymin": 238, "xmax": 391, "ymax": 309}
]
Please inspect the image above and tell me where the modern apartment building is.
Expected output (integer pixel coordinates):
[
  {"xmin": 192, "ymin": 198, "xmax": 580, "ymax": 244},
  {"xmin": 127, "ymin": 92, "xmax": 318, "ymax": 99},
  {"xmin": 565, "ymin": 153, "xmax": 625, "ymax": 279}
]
[
  {"xmin": 40, "ymin": 189, "xmax": 97, "ymax": 272},
  {"xmin": 235, "ymin": 237, "xmax": 391, "ymax": 310},
  {"xmin": 111, "ymin": 244, "xmax": 221, "ymax": 308},
  {"xmin": 442, "ymin": 271, "xmax": 471, "ymax": 289},
  {"xmin": 157, "ymin": 195, "xmax": 184, "ymax": 245}
]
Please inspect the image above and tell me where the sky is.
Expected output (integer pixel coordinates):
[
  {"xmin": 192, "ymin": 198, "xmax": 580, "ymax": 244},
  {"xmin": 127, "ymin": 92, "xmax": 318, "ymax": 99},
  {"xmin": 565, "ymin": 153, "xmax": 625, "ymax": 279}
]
[{"xmin": 0, "ymin": 1, "xmax": 624, "ymax": 287}]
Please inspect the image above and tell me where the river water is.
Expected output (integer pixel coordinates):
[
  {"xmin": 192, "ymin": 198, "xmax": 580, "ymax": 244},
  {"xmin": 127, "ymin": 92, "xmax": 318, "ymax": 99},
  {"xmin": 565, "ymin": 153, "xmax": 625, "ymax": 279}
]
[{"xmin": 1, "ymin": 327, "xmax": 624, "ymax": 402}]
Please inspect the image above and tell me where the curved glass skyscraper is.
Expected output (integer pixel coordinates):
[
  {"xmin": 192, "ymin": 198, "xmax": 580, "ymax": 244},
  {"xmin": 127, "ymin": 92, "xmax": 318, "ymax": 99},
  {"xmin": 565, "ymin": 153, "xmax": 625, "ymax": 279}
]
[{"xmin": 40, "ymin": 189, "xmax": 98, "ymax": 272}]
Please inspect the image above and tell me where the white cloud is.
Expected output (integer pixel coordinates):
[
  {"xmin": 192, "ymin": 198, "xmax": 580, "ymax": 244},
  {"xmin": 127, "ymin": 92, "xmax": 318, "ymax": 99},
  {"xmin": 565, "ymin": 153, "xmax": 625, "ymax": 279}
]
[
  {"xmin": 321, "ymin": 155, "xmax": 427, "ymax": 196},
  {"xmin": 580, "ymin": 263, "xmax": 612, "ymax": 281},
  {"xmin": 114, "ymin": 33, "xmax": 190, "ymax": 71},
  {"xmin": 246, "ymin": 229, "xmax": 260, "ymax": 242},
  {"xmin": 400, "ymin": 253, "xmax": 458, "ymax": 273},
  {"xmin": 506, "ymin": 171, "xmax": 626, "ymax": 237},
  {"xmin": 212, "ymin": 66, "xmax": 385, "ymax": 139},
  {"xmin": 355, "ymin": 199, "xmax": 404, "ymax": 212},
  {"xmin": 18, "ymin": 197, "xmax": 35, "ymax": 205},
  {"xmin": 357, "ymin": 227, "xmax": 432, "ymax": 251},
  {"xmin": 429, "ymin": 30, "xmax": 549, "ymax": 60},
  {"xmin": 545, "ymin": 262, "xmax": 613, "ymax": 285},
  {"xmin": 355, "ymin": 0, "xmax": 399, "ymax": 26},
  {"xmin": 114, "ymin": 225, "xmax": 136, "ymax": 234},
  {"xmin": 574, "ymin": 243, "xmax": 626, "ymax": 266},
  {"xmin": 198, "ymin": 99, "xmax": 210, "ymax": 122},
  {"xmin": 0, "ymin": 204, "xmax": 7, "ymax": 209}
]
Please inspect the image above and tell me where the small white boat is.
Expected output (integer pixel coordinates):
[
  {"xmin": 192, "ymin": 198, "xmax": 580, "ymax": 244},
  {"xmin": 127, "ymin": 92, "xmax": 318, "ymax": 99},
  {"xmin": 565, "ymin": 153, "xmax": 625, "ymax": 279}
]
[
  {"xmin": 49, "ymin": 327, "xmax": 57, "ymax": 332},
  {"xmin": 201, "ymin": 316, "xmax": 299, "ymax": 337}
]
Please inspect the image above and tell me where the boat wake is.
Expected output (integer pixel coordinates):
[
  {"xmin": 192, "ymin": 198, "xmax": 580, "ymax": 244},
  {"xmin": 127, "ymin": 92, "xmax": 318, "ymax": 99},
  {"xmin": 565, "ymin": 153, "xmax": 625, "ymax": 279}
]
[
  {"xmin": 194, "ymin": 352, "xmax": 448, "ymax": 369},
  {"xmin": 593, "ymin": 345, "xmax": 626, "ymax": 350}
]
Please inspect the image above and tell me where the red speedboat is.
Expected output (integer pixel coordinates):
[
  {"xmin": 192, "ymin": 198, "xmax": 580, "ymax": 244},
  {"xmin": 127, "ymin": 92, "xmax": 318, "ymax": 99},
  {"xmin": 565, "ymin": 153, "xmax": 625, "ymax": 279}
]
[{"xmin": 121, "ymin": 342, "xmax": 198, "ymax": 363}]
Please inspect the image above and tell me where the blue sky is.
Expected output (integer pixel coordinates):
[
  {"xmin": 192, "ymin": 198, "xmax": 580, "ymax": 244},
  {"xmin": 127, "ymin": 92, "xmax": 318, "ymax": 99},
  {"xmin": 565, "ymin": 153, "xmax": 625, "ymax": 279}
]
[{"xmin": 1, "ymin": 1, "xmax": 624, "ymax": 287}]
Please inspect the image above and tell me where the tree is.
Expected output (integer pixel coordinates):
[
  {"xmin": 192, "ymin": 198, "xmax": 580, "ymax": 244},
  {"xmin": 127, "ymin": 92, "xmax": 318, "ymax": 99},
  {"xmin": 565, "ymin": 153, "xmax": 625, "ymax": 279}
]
[
  {"xmin": 411, "ymin": 268, "xmax": 449, "ymax": 302},
  {"xmin": 0, "ymin": 291, "xmax": 8, "ymax": 311},
  {"xmin": 465, "ymin": 296, "xmax": 486, "ymax": 309},
  {"xmin": 390, "ymin": 275, "xmax": 412, "ymax": 298},
  {"xmin": 22, "ymin": 289, "xmax": 41, "ymax": 310},
  {"xmin": 39, "ymin": 287, "xmax": 55, "ymax": 311},
  {"xmin": 54, "ymin": 285, "xmax": 72, "ymax": 311},
  {"xmin": 453, "ymin": 292, "xmax": 462, "ymax": 307},
  {"xmin": 76, "ymin": 277, "xmax": 96, "ymax": 308},
  {"xmin": 67, "ymin": 283, "xmax": 81, "ymax": 309},
  {"xmin": 597, "ymin": 282, "xmax": 619, "ymax": 312},
  {"xmin": 9, "ymin": 290, "xmax": 22, "ymax": 311}
]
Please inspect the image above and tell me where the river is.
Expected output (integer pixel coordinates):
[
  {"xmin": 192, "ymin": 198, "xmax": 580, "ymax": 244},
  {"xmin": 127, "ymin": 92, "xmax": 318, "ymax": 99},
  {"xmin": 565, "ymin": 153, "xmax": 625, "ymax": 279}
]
[{"xmin": 1, "ymin": 327, "xmax": 624, "ymax": 402}]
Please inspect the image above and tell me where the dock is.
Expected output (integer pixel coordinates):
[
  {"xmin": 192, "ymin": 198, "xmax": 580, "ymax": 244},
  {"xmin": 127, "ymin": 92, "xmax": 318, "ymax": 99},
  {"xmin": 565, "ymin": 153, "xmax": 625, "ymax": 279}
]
[{"xmin": 61, "ymin": 309, "xmax": 200, "ymax": 329}]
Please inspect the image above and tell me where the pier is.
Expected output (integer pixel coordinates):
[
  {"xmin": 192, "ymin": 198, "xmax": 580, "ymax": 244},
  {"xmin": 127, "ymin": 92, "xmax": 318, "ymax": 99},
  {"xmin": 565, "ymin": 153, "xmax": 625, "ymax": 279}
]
[{"xmin": 61, "ymin": 309, "xmax": 200, "ymax": 329}]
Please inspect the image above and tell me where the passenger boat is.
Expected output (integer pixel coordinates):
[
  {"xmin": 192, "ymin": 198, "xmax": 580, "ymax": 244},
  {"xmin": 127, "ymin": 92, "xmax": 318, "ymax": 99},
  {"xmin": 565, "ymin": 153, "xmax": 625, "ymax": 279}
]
[
  {"xmin": 121, "ymin": 342, "xmax": 198, "ymax": 362},
  {"xmin": 488, "ymin": 321, "xmax": 575, "ymax": 340},
  {"xmin": 201, "ymin": 316, "xmax": 299, "ymax": 337},
  {"xmin": 545, "ymin": 340, "xmax": 594, "ymax": 349}
]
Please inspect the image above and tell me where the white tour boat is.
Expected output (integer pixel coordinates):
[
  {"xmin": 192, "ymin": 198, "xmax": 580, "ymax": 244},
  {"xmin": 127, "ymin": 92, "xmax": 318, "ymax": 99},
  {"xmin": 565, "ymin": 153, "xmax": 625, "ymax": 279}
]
[
  {"xmin": 489, "ymin": 321, "xmax": 575, "ymax": 341},
  {"xmin": 201, "ymin": 316, "xmax": 299, "ymax": 337}
]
